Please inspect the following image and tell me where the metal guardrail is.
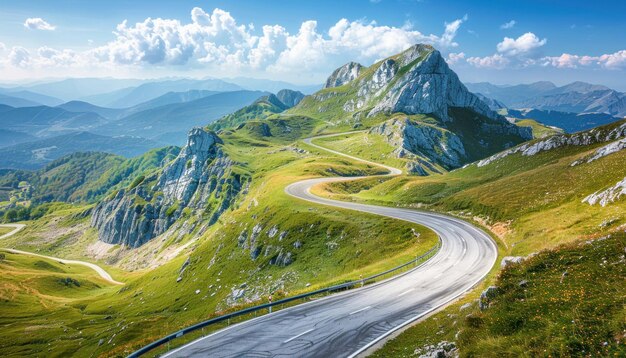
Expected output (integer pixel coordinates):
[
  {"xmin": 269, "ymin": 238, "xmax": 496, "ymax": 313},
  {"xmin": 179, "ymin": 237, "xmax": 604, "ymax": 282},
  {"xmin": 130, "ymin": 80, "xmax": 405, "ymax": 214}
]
[{"xmin": 128, "ymin": 238, "xmax": 441, "ymax": 357}]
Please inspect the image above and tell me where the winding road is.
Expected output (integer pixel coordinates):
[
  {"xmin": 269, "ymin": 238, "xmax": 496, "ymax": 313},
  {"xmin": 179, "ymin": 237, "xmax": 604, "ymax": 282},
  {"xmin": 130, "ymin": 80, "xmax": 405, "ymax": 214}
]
[
  {"xmin": 0, "ymin": 223, "xmax": 123, "ymax": 285},
  {"xmin": 164, "ymin": 133, "xmax": 498, "ymax": 358}
]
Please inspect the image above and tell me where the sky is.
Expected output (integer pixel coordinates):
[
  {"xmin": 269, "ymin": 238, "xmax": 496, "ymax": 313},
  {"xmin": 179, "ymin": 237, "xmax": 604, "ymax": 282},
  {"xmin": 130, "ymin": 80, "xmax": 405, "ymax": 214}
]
[{"xmin": 0, "ymin": 0, "xmax": 625, "ymax": 89}]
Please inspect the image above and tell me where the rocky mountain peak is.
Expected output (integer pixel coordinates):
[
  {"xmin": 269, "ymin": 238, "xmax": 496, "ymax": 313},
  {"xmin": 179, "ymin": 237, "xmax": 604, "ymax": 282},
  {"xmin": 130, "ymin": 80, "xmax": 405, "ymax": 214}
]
[
  {"xmin": 324, "ymin": 61, "xmax": 365, "ymax": 89},
  {"xmin": 276, "ymin": 89, "xmax": 305, "ymax": 108},
  {"xmin": 367, "ymin": 47, "xmax": 500, "ymax": 122},
  {"xmin": 91, "ymin": 127, "xmax": 247, "ymax": 248}
]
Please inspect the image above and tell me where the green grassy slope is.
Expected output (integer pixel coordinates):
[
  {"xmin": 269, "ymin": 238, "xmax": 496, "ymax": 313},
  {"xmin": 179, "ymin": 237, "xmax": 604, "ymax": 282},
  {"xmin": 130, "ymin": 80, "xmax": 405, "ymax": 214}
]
[
  {"xmin": 515, "ymin": 119, "xmax": 564, "ymax": 138},
  {"xmin": 311, "ymin": 119, "xmax": 626, "ymax": 356},
  {"xmin": 317, "ymin": 119, "xmax": 626, "ymax": 255},
  {"xmin": 0, "ymin": 114, "xmax": 441, "ymax": 357},
  {"xmin": 372, "ymin": 233, "xmax": 626, "ymax": 357}
]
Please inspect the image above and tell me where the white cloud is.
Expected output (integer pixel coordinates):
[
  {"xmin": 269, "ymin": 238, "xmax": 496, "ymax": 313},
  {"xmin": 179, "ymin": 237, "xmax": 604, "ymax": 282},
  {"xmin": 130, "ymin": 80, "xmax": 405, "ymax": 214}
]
[
  {"xmin": 496, "ymin": 32, "xmax": 546, "ymax": 57},
  {"xmin": 466, "ymin": 32, "xmax": 547, "ymax": 69},
  {"xmin": 542, "ymin": 50, "xmax": 626, "ymax": 70},
  {"xmin": 440, "ymin": 14, "xmax": 467, "ymax": 47},
  {"xmin": 0, "ymin": 42, "xmax": 5, "ymax": 52},
  {"xmin": 447, "ymin": 52, "xmax": 465, "ymax": 64},
  {"xmin": 8, "ymin": 47, "xmax": 31, "ymax": 67},
  {"xmin": 500, "ymin": 20, "xmax": 516, "ymax": 29},
  {"xmin": 24, "ymin": 17, "xmax": 56, "ymax": 31},
  {"xmin": 467, "ymin": 54, "xmax": 509, "ymax": 69},
  {"xmin": 11, "ymin": 7, "xmax": 461, "ymax": 80}
]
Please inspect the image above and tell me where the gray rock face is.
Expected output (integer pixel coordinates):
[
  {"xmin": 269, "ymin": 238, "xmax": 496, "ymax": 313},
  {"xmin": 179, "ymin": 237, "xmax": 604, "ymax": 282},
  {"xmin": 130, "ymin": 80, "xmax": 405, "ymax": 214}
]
[
  {"xmin": 91, "ymin": 128, "xmax": 246, "ymax": 248},
  {"xmin": 276, "ymin": 89, "xmax": 305, "ymax": 108},
  {"xmin": 414, "ymin": 341, "xmax": 459, "ymax": 358},
  {"xmin": 501, "ymin": 256, "xmax": 524, "ymax": 268},
  {"xmin": 324, "ymin": 62, "xmax": 364, "ymax": 88},
  {"xmin": 367, "ymin": 45, "xmax": 501, "ymax": 122},
  {"xmin": 583, "ymin": 177, "xmax": 626, "ymax": 207},
  {"xmin": 370, "ymin": 117, "xmax": 466, "ymax": 169},
  {"xmin": 479, "ymin": 286, "xmax": 499, "ymax": 310},
  {"xmin": 476, "ymin": 93, "xmax": 507, "ymax": 111}
]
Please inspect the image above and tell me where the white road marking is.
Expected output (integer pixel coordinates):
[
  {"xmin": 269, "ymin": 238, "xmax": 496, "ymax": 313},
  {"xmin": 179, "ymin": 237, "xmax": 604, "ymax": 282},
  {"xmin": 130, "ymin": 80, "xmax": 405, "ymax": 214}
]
[
  {"xmin": 283, "ymin": 328, "xmax": 315, "ymax": 343},
  {"xmin": 398, "ymin": 288, "xmax": 415, "ymax": 297},
  {"xmin": 349, "ymin": 306, "xmax": 372, "ymax": 315}
]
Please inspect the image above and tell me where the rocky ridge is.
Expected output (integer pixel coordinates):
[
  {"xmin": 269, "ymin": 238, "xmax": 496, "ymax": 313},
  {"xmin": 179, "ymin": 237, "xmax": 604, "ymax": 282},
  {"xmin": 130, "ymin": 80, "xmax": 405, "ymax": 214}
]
[
  {"xmin": 91, "ymin": 128, "xmax": 247, "ymax": 247},
  {"xmin": 477, "ymin": 121, "xmax": 626, "ymax": 167},
  {"xmin": 583, "ymin": 177, "xmax": 626, "ymax": 207}
]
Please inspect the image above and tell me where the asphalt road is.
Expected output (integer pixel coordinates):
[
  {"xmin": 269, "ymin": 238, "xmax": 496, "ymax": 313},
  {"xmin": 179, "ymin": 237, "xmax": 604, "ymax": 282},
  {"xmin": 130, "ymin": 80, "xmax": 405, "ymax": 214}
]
[
  {"xmin": 0, "ymin": 223, "xmax": 123, "ymax": 285},
  {"xmin": 164, "ymin": 134, "xmax": 497, "ymax": 358}
]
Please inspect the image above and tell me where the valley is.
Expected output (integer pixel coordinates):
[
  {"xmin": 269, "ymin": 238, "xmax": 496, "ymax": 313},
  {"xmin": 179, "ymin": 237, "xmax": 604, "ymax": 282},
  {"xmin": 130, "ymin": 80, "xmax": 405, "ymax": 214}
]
[{"xmin": 0, "ymin": 7, "xmax": 624, "ymax": 356}]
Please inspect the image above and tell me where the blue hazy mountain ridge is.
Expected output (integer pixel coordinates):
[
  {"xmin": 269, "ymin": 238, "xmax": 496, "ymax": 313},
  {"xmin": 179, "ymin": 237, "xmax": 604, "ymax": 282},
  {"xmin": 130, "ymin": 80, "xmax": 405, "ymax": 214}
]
[
  {"xmin": 0, "ymin": 129, "xmax": 36, "ymax": 148},
  {"xmin": 0, "ymin": 88, "xmax": 64, "ymax": 106},
  {"xmin": 466, "ymin": 81, "xmax": 626, "ymax": 117},
  {"xmin": 0, "ymin": 131, "xmax": 160, "ymax": 170},
  {"xmin": 94, "ymin": 90, "xmax": 267, "ymax": 143}
]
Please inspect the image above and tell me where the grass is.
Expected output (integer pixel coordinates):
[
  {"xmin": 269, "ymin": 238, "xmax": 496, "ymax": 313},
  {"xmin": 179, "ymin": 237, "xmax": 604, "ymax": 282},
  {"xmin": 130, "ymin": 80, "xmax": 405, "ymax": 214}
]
[
  {"xmin": 0, "ymin": 226, "xmax": 13, "ymax": 236},
  {"xmin": 0, "ymin": 114, "xmax": 442, "ymax": 357},
  {"xmin": 372, "ymin": 233, "xmax": 626, "ymax": 357},
  {"xmin": 313, "ymin": 131, "xmax": 408, "ymax": 169},
  {"xmin": 515, "ymin": 119, "xmax": 564, "ymax": 139}
]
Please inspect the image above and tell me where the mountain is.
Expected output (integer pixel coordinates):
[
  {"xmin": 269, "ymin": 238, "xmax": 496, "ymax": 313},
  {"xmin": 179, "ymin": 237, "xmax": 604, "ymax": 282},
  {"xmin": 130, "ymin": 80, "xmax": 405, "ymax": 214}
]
[
  {"xmin": 91, "ymin": 128, "xmax": 246, "ymax": 247},
  {"xmin": 102, "ymin": 79, "xmax": 243, "ymax": 108},
  {"xmin": 504, "ymin": 108, "xmax": 622, "ymax": 133},
  {"xmin": 223, "ymin": 77, "xmax": 321, "ymax": 94},
  {"xmin": 0, "ymin": 132, "xmax": 160, "ymax": 170},
  {"xmin": 466, "ymin": 81, "xmax": 626, "ymax": 117},
  {"xmin": 465, "ymin": 81, "xmax": 557, "ymax": 105},
  {"xmin": 292, "ymin": 44, "xmax": 531, "ymax": 172},
  {"xmin": 0, "ymin": 89, "xmax": 64, "ymax": 106},
  {"xmin": 0, "ymin": 147, "xmax": 179, "ymax": 204},
  {"xmin": 517, "ymin": 89, "xmax": 626, "ymax": 117},
  {"xmin": 128, "ymin": 89, "xmax": 221, "ymax": 113},
  {"xmin": 475, "ymin": 93, "xmax": 506, "ymax": 111},
  {"xmin": 0, "ymin": 129, "xmax": 36, "ymax": 148},
  {"xmin": 276, "ymin": 89, "xmax": 305, "ymax": 108},
  {"xmin": 14, "ymin": 78, "xmax": 146, "ymax": 101},
  {"xmin": 0, "ymin": 94, "xmax": 42, "ymax": 107},
  {"xmin": 0, "ymin": 104, "xmax": 110, "ymax": 137},
  {"xmin": 209, "ymin": 94, "xmax": 288, "ymax": 132},
  {"xmin": 96, "ymin": 90, "xmax": 266, "ymax": 144},
  {"xmin": 56, "ymin": 101, "xmax": 127, "ymax": 120}
]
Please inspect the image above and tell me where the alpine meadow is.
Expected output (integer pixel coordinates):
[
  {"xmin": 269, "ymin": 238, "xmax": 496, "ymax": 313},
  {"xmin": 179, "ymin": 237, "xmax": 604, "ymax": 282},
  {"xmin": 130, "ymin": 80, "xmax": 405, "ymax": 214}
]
[{"xmin": 0, "ymin": 1, "xmax": 624, "ymax": 357}]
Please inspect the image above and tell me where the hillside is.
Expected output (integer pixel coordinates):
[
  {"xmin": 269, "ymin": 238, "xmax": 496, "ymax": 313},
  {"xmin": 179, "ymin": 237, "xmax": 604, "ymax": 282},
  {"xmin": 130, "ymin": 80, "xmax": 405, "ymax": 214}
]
[
  {"xmin": 313, "ymin": 118, "xmax": 626, "ymax": 356},
  {"xmin": 0, "ymin": 147, "xmax": 179, "ymax": 206},
  {"xmin": 208, "ymin": 92, "xmax": 305, "ymax": 131}
]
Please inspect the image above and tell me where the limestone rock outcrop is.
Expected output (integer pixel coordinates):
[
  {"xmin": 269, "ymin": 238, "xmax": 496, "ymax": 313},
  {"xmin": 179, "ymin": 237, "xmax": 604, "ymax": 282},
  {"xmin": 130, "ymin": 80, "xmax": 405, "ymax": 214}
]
[{"xmin": 91, "ymin": 128, "xmax": 246, "ymax": 247}]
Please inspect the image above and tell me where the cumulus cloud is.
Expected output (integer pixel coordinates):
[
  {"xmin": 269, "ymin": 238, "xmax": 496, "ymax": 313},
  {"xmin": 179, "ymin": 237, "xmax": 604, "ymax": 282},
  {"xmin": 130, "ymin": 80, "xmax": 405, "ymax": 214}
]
[
  {"xmin": 8, "ymin": 47, "xmax": 31, "ymax": 67},
  {"xmin": 4, "ymin": 7, "xmax": 467, "ymax": 81},
  {"xmin": 542, "ymin": 50, "xmax": 626, "ymax": 69},
  {"xmin": 496, "ymin": 32, "xmax": 546, "ymax": 57},
  {"xmin": 447, "ymin": 52, "xmax": 465, "ymax": 64},
  {"xmin": 500, "ymin": 20, "xmax": 516, "ymax": 29},
  {"xmin": 466, "ymin": 54, "xmax": 509, "ymax": 69},
  {"xmin": 466, "ymin": 32, "xmax": 546, "ymax": 69},
  {"xmin": 24, "ymin": 17, "xmax": 56, "ymax": 31}
]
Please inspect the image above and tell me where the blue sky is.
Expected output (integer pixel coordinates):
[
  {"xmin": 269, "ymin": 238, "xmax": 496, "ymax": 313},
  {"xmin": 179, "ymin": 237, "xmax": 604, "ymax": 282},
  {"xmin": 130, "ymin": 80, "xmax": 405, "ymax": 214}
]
[{"xmin": 1, "ymin": 0, "xmax": 625, "ymax": 89}]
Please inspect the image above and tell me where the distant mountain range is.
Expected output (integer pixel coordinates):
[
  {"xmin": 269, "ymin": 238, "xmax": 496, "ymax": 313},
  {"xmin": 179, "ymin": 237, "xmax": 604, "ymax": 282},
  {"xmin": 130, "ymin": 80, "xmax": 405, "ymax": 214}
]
[
  {"xmin": 466, "ymin": 81, "xmax": 626, "ymax": 118},
  {"xmin": 0, "ymin": 131, "xmax": 160, "ymax": 170}
]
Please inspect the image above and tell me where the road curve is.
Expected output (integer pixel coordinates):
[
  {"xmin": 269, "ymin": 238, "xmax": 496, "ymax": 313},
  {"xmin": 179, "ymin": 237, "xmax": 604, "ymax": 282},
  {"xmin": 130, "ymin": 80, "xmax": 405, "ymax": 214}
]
[
  {"xmin": 165, "ymin": 133, "xmax": 498, "ymax": 358},
  {"xmin": 0, "ymin": 224, "xmax": 124, "ymax": 285}
]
